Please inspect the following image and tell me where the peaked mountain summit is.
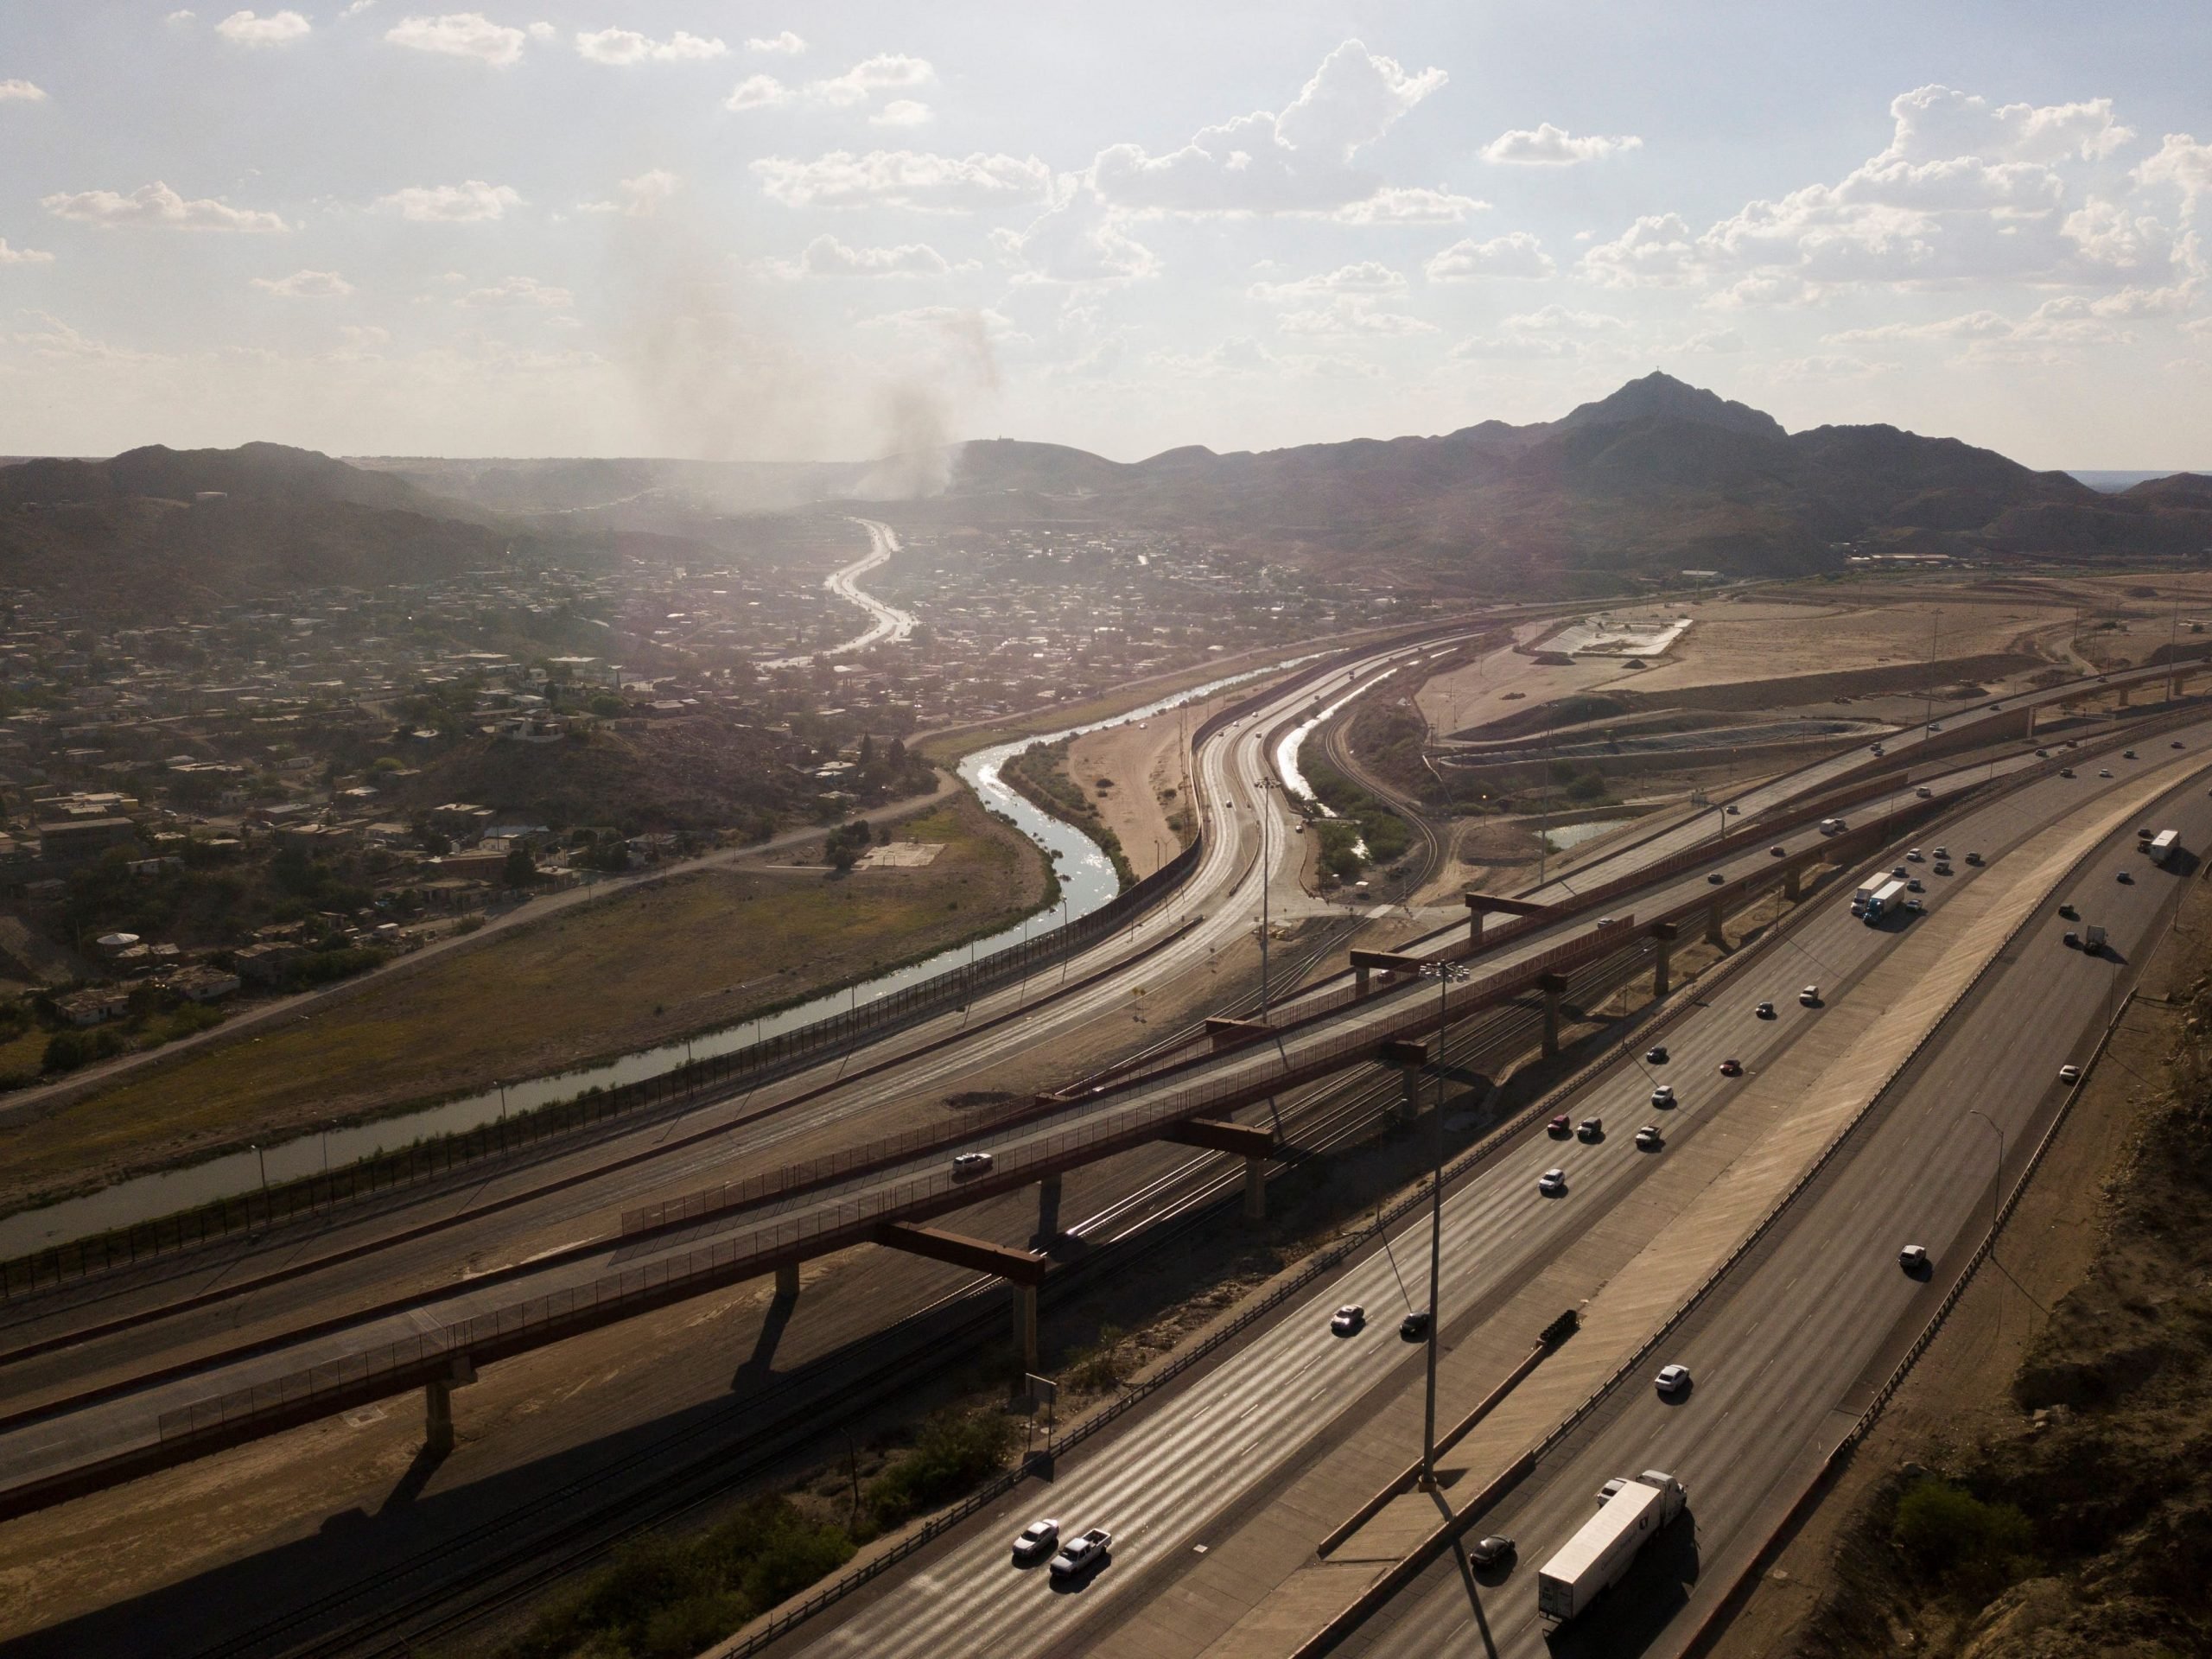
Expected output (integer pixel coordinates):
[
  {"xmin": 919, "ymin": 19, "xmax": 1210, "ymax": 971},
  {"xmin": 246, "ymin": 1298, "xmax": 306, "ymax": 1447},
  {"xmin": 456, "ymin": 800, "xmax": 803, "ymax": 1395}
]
[{"xmin": 933, "ymin": 374, "xmax": 2211, "ymax": 588}]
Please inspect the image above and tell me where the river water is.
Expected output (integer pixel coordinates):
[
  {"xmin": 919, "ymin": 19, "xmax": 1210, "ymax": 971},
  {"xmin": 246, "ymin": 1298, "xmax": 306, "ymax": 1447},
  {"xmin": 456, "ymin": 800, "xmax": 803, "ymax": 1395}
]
[{"xmin": 0, "ymin": 663, "xmax": 1283, "ymax": 1256}]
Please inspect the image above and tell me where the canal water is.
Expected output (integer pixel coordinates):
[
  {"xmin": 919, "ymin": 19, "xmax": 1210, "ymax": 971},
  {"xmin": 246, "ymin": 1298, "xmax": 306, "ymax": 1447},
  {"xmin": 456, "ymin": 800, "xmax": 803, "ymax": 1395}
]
[{"xmin": 0, "ymin": 664, "xmax": 1286, "ymax": 1256}]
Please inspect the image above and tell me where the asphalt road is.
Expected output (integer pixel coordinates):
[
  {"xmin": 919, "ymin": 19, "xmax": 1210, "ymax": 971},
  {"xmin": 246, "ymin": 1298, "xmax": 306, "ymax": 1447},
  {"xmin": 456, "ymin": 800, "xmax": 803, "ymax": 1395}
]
[
  {"xmin": 0, "ymin": 671, "xmax": 2185, "ymax": 1515},
  {"xmin": 776, "ymin": 720, "xmax": 2212, "ymax": 1659},
  {"xmin": 1351, "ymin": 759, "xmax": 2212, "ymax": 1659}
]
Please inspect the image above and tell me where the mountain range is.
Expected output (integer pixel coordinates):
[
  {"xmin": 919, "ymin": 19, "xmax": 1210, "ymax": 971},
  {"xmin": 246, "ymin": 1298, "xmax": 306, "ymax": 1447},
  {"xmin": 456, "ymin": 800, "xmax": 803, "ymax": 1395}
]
[
  {"xmin": 919, "ymin": 373, "xmax": 2212, "ymax": 587},
  {"xmin": 3, "ymin": 376, "xmax": 2209, "ymax": 613}
]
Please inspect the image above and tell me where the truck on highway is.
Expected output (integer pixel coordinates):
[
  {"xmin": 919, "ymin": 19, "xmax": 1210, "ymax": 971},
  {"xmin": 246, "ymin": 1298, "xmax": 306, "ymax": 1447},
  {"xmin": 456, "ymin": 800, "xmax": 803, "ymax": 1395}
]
[
  {"xmin": 2150, "ymin": 829, "xmax": 2179, "ymax": 866},
  {"xmin": 2084, "ymin": 923, "xmax": 2107, "ymax": 954},
  {"xmin": 1537, "ymin": 1470, "xmax": 1687, "ymax": 1623},
  {"xmin": 1820, "ymin": 817, "xmax": 1846, "ymax": 836},
  {"xmin": 1862, "ymin": 876, "xmax": 1910, "ymax": 923}
]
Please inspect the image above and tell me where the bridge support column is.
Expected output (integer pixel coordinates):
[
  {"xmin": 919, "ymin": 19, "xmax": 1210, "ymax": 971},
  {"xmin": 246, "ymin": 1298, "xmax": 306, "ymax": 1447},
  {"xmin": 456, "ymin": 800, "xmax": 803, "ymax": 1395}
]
[
  {"xmin": 1539, "ymin": 973, "xmax": 1569, "ymax": 1059},
  {"xmin": 1354, "ymin": 963, "xmax": 1371, "ymax": 997},
  {"xmin": 1649, "ymin": 923, "xmax": 1678, "ymax": 999},
  {"xmin": 775, "ymin": 1261, "xmax": 800, "ymax": 1300},
  {"xmin": 423, "ymin": 1354, "xmax": 475, "ymax": 1456},
  {"xmin": 1243, "ymin": 1155, "xmax": 1266, "ymax": 1223},
  {"xmin": 1012, "ymin": 1283, "xmax": 1039, "ymax": 1378},
  {"xmin": 2119, "ymin": 682, "xmax": 2132, "ymax": 708},
  {"xmin": 1463, "ymin": 896, "xmax": 1485, "ymax": 952},
  {"xmin": 1706, "ymin": 896, "xmax": 1726, "ymax": 949},
  {"xmin": 1036, "ymin": 1173, "xmax": 1063, "ymax": 1243},
  {"xmin": 1379, "ymin": 1039, "xmax": 1430, "ymax": 1122},
  {"xmin": 1783, "ymin": 864, "xmax": 1802, "ymax": 902}
]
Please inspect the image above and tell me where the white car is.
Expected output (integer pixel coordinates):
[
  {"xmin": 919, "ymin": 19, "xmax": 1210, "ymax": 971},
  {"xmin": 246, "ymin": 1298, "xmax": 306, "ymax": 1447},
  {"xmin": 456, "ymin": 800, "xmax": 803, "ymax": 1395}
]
[
  {"xmin": 950, "ymin": 1151, "xmax": 995, "ymax": 1179},
  {"xmin": 1898, "ymin": 1244, "xmax": 1929, "ymax": 1273},
  {"xmin": 1012, "ymin": 1519, "xmax": 1060, "ymax": 1563},
  {"xmin": 1537, "ymin": 1167, "xmax": 1567, "ymax": 1196},
  {"xmin": 1799, "ymin": 985, "xmax": 1820, "ymax": 1006},
  {"xmin": 2059, "ymin": 1064, "xmax": 2082, "ymax": 1084},
  {"xmin": 1907, "ymin": 849, "xmax": 1923, "ymax": 862},
  {"xmin": 1916, "ymin": 785, "xmax": 1935, "ymax": 799},
  {"xmin": 1635, "ymin": 1125, "xmax": 1663, "ymax": 1151},
  {"xmin": 1330, "ymin": 1304, "xmax": 1365, "ymax": 1337},
  {"xmin": 1650, "ymin": 1084, "xmax": 1675, "ymax": 1108},
  {"xmin": 1049, "ymin": 1528, "xmax": 1113, "ymax": 1580},
  {"xmin": 1655, "ymin": 1363, "xmax": 1692, "ymax": 1395}
]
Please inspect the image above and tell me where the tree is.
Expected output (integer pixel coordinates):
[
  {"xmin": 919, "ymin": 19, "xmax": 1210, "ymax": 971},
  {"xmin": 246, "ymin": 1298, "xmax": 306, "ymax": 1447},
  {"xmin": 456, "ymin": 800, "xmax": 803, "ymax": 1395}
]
[
  {"xmin": 502, "ymin": 847, "xmax": 537, "ymax": 888},
  {"xmin": 887, "ymin": 736, "xmax": 907, "ymax": 770},
  {"xmin": 858, "ymin": 733, "xmax": 877, "ymax": 772}
]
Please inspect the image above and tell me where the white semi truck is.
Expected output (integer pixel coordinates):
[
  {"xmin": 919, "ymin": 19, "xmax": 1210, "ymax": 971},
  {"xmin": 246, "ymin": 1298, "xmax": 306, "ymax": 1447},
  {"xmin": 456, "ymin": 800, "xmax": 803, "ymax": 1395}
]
[
  {"xmin": 1536, "ymin": 1470, "xmax": 1688, "ymax": 1624},
  {"xmin": 1861, "ymin": 876, "xmax": 1910, "ymax": 923}
]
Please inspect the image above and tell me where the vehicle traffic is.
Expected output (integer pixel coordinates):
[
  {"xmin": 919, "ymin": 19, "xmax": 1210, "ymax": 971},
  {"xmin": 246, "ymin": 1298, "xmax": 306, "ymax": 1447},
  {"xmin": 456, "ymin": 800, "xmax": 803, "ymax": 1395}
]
[
  {"xmin": 1537, "ymin": 1471, "xmax": 1688, "ymax": 1623},
  {"xmin": 1048, "ymin": 1527, "xmax": 1113, "ymax": 1580}
]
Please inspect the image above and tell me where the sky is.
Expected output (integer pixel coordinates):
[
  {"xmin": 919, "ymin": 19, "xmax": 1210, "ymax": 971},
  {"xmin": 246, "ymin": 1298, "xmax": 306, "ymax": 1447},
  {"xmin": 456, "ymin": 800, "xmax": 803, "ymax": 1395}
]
[{"xmin": 1, "ymin": 1, "xmax": 2209, "ymax": 468}]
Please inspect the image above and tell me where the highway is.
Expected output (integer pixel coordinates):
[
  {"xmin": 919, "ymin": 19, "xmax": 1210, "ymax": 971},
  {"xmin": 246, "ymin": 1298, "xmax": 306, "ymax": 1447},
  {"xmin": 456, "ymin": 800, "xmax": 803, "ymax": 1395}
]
[
  {"xmin": 0, "ymin": 657, "xmax": 2188, "ymax": 1498},
  {"xmin": 0, "ymin": 632, "xmax": 2198, "ymax": 1654},
  {"xmin": 776, "ymin": 723, "xmax": 2212, "ymax": 1659},
  {"xmin": 761, "ymin": 518, "xmax": 917, "ymax": 667},
  {"xmin": 1354, "ymin": 756, "xmax": 2212, "ymax": 1658}
]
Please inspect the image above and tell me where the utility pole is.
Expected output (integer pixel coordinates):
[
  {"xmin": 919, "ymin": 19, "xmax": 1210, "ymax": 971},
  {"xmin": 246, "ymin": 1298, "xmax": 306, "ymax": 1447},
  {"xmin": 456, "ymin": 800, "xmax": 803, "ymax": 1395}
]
[
  {"xmin": 1256, "ymin": 776, "xmax": 1278, "ymax": 1014},
  {"xmin": 1418, "ymin": 961, "xmax": 1469, "ymax": 1489}
]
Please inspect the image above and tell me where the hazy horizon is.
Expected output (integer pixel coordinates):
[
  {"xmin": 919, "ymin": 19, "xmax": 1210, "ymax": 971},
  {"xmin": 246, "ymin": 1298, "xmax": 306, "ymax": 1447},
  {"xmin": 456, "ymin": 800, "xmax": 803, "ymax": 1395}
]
[{"xmin": 2, "ymin": 2, "xmax": 2209, "ymax": 468}]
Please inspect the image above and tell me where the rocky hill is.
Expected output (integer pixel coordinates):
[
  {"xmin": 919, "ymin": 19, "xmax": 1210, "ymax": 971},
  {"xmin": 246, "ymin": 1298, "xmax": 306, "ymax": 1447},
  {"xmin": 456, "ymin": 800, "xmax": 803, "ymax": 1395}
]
[
  {"xmin": 0, "ymin": 442, "xmax": 606, "ymax": 615},
  {"xmin": 929, "ymin": 374, "xmax": 2212, "ymax": 588}
]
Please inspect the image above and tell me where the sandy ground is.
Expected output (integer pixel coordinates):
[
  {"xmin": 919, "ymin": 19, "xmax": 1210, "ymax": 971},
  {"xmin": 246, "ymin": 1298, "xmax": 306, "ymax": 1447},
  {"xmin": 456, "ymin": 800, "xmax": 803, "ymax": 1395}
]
[
  {"xmin": 1707, "ymin": 860, "xmax": 2212, "ymax": 1658},
  {"xmin": 1415, "ymin": 591, "xmax": 2082, "ymax": 740},
  {"xmin": 1067, "ymin": 693, "xmax": 1233, "ymax": 878}
]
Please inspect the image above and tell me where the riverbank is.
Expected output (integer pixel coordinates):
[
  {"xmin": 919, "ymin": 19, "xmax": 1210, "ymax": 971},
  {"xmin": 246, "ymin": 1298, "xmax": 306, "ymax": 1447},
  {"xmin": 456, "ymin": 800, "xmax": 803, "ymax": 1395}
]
[{"xmin": 0, "ymin": 792, "xmax": 1049, "ymax": 1221}]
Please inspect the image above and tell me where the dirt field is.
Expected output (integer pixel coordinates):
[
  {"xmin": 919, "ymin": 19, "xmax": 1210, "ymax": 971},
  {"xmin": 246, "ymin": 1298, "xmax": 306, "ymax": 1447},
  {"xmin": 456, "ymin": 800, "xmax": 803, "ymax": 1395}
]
[
  {"xmin": 1066, "ymin": 694, "xmax": 1228, "ymax": 878},
  {"xmin": 1417, "ymin": 590, "xmax": 2082, "ymax": 742},
  {"xmin": 0, "ymin": 793, "xmax": 1049, "ymax": 1215}
]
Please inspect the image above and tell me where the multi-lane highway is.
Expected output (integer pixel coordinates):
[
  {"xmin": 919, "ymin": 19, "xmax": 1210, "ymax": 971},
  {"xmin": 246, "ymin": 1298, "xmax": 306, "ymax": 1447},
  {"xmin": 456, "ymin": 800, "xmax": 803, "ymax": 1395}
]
[
  {"xmin": 779, "ymin": 722, "xmax": 2212, "ymax": 1659},
  {"xmin": 0, "ymin": 626, "xmax": 2200, "ymax": 1655},
  {"xmin": 1351, "ymin": 755, "xmax": 2212, "ymax": 1658}
]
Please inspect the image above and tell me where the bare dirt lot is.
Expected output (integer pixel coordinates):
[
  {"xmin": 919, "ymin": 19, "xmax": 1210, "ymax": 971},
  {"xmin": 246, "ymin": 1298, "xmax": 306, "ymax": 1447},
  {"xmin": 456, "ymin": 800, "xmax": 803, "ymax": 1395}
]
[
  {"xmin": 0, "ymin": 792, "xmax": 1048, "ymax": 1216},
  {"xmin": 1066, "ymin": 693, "xmax": 1231, "ymax": 878}
]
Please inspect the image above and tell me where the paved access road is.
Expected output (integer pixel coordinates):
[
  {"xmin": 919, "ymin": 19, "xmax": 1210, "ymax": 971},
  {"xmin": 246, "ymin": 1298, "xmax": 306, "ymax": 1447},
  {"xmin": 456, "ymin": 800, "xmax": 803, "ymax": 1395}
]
[
  {"xmin": 777, "ymin": 720, "xmax": 2212, "ymax": 1659},
  {"xmin": 1351, "ymin": 756, "xmax": 2212, "ymax": 1657}
]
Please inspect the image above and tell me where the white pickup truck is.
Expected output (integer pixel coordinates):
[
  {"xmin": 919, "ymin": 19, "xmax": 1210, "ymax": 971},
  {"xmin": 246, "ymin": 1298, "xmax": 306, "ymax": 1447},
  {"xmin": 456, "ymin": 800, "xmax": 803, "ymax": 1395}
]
[{"xmin": 1049, "ymin": 1526, "xmax": 1113, "ymax": 1580}]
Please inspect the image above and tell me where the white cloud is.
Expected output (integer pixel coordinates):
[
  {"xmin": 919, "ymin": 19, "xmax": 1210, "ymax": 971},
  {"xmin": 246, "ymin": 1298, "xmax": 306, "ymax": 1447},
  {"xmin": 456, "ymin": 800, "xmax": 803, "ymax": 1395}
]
[
  {"xmin": 1826, "ymin": 310, "xmax": 2016, "ymax": 344},
  {"xmin": 376, "ymin": 180, "xmax": 523, "ymax": 221},
  {"xmin": 526, "ymin": 21, "xmax": 554, "ymax": 41},
  {"xmin": 385, "ymin": 13, "xmax": 525, "ymax": 66},
  {"xmin": 1090, "ymin": 40, "xmax": 1446, "ymax": 215},
  {"xmin": 575, "ymin": 28, "xmax": 726, "ymax": 66},
  {"xmin": 0, "ymin": 79, "xmax": 50, "ymax": 101},
  {"xmin": 752, "ymin": 149, "xmax": 1054, "ymax": 212},
  {"xmin": 41, "ymin": 181, "xmax": 288, "ymax": 232},
  {"xmin": 1479, "ymin": 124, "xmax": 1642, "ymax": 166},
  {"xmin": 992, "ymin": 194, "xmax": 1160, "ymax": 283},
  {"xmin": 165, "ymin": 10, "xmax": 197, "ymax": 22},
  {"xmin": 1250, "ymin": 260, "xmax": 1405, "ymax": 302},
  {"xmin": 1332, "ymin": 186, "xmax": 1489, "ymax": 226},
  {"xmin": 342, "ymin": 0, "xmax": 378, "ymax": 14},
  {"xmin": 2136, "ymin": 134, "xmax": 2212, "ymax": 217},
  {"xmin": 1881, "ymin": 85, "xmax": 2133, "ymax": 166},
  {"xmin": 747, "ymin": 30, "xmax": 804, "ymax": 55},
  {"xmin": 725, "ymin": 74, "xmax": 788, "ymax": 111},
  {"xmin": 1277, "ymin": 297, "xmax": 1435, "ymax": 337},
  {"xmin": 1826, "ymin": 296, "xmax": 2145, "ymax": 363},
  {"xmin": 458, "ymin": 274, "xmax": 572, "ymax": 307},
  {"xmin": 1580, "ymin": 213, "xmax": 1700, "ymax": 288},
  {"xmin": 1666, "ymin": 326, "xmax": 1746, "ymax": 354},
  {"xmin": 728, "ymin": 54, "xmax": 936, "ymax": 111},
  {"xmin": 216, "ymin": 9, "xmax": 310, "ymax": 45},
  {"xmin": 810, "ymin": 53, "xmax": 932, "ymax": 107},
  {"xmin": 251, "ymin": 268, "xmax": 353, "ymax": 296},
  {"xmin": 575, "ymin": 168, "xmax": 678, "ymax": 217},
  {"xmin": 774, "ymin": 233, "xmax": 955, "ymax": 278},
  {"xmin": 0, "ymin": 238, "xmax": 54, "ymax": 264},
  {"xmin": 872, "ymin": 99, "xmax": 931, "ymax": 129},
  {"xmin": 1424, "ymin": 231, "xmax": 1554, "ymax": 280},
  {"xmin": 1585, "ymin": 86, "xmax": 2187, "ymax": 299}
]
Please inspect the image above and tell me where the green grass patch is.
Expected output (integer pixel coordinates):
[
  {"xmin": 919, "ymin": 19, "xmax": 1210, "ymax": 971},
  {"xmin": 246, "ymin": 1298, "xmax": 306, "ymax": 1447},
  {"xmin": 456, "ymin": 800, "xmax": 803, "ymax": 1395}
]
[{"xmin": 1301, "ymin": 758, "xmax": 1413, "ymax": 872}]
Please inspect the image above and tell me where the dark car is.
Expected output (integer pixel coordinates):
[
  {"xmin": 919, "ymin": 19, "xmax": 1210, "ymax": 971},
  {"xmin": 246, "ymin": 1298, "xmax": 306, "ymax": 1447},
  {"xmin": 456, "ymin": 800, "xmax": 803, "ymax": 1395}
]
[
  {"xmin": 1400, "ymin": 1311, "xmax": 1432, "ymax": 1343},
  {"xmin": 1646, "ymin": 1046, "xmax": 1669, "ymax": 1065},
  {"xmin": 1469, "ymin": 1535, "xmax": 1516, "ymax": 1567},
  {"xmin": 1548, "ymin": 1113, "xmax": 1572, "ymax": 1135},
  {"xmin": 1707, "ymin": 871, "xmax": 1726, "ymax": 885},
  {"xmin": 2118, "ymin": 870, "xmax": 2134, "ymax": 884}
]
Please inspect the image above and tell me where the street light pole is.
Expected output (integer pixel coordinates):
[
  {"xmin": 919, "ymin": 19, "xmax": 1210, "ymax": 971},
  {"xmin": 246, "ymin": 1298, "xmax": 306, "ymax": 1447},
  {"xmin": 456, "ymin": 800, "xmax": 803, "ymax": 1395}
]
[
  {"xmin": 1418, "ymin": 961, "xmax": 1469, "ymax": 1489},
  {"xmin": 1967, "ymin": 1108, "xmax": 2004, "ymax": 1244}
]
